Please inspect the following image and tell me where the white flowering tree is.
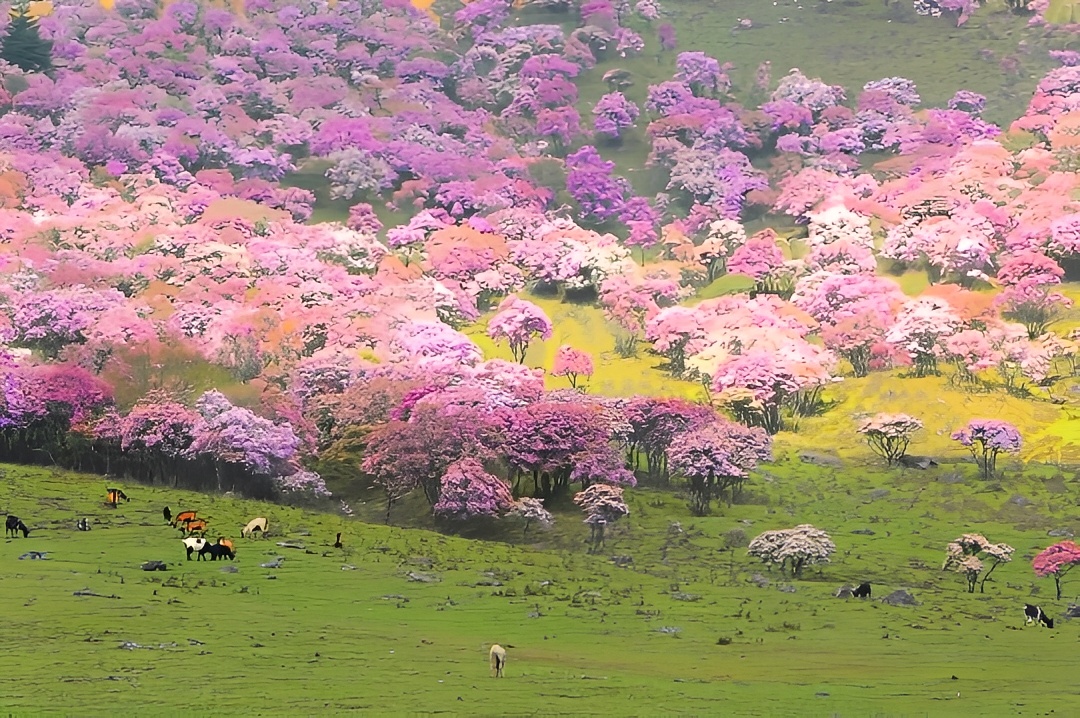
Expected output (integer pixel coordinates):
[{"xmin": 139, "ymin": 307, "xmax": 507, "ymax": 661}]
[
  {"xmin": 857, "ymin": 413, "xmax": 923, "ymax": 465},
  {"xmin": 942, "ymin": 533, "xmax": 1014, "ymax": 593},
  {"xmin": 747, "ymin": 524, "xmax": 835, "ymax": 577}
]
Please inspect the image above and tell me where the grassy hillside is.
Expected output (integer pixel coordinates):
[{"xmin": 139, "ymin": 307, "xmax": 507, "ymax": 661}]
[{"xmin": 1, "ymin": 459, "xmax": 1078, "ymax": 716}]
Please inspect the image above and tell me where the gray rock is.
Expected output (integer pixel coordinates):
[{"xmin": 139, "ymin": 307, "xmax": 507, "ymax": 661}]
[
  {"xmin": 220, "ymin": 565, "xmax": 238, "ymax": 573},
  {"xmin": 834, "ymin": 585, "xmax": 854, "ymax": 599},
  {"xmin": 898, "ymin": 455, "xmax": 938, "ymax": 470},
  {"xmin": 777, "ymin": 584, "xmax": 797, "ymax": 594},
  {"xmin": 882, "ymin": 589, "xmax": 917, "ymax": 606},
  {"xmin": 799, "ymin": 451, "xmax": 843, "ymax": 468},
  {"xmin": 1049, "ymin": 528, "xmax": 1075, "ymax": 538},
  {"xmin": 406, "ymin": 556, "xmax": 434, "ymax": 567},
  {"xmin": 1008, "ymin": 494, "xmax": 1033, "ymax": 507},
  {"xmin": 868, "ymin": 489, "xmax": 891, "ymax": 500},
  {"xmin": 1065, "ymin": 604, "xmax": 1080, "ymax": 619},
  {"xmin": 939, "ymin": 472, "xmax": 965, "ymax": 485},
  {"xmin": 672, "ymin": 592, "xmax": 701, "ymax": 602},
  {"xmin": 750, "ymin": 573, "xmax": 770, "ymax": 588},
  {"xmin": 851, "ymin": 529, "xmax": 876, "ymax": 535},
  {"xmin": 260, "ymin": 558, "xmax": 285, "ymax": 569},
  {"xmin": 406, "ymin": 571, "xmax": 440, "ymax": 583},
  {"xmin": 141, "ymin": 560, "xmax": 167, "ymax": 571},
  {"xmin": 610, "ymin": 555, "xmax": 633, "ymax": 566}
]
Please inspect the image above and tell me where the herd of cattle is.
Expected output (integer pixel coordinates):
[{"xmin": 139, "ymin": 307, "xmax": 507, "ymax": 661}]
[{"xmin": 4, "ymin": 486, "xmax": 270, "ymax": 565}]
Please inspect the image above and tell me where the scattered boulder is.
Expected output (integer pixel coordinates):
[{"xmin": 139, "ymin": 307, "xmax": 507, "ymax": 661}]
[
  {"xmin": 851, "ymin": 529, "xmax": 875, "ymax": 536},
  {"xmin": 777, "ymin": 584, "xmax": 797, "ymax": 594},
  {"xmin": 406, "ymin": 556, "xmax": 434, "ymax": 568},
  {"xmin": 834, "ymin": 585, "xmax": 855, "ymax": 599},
  {"xmin": 868, "ymin": 489, "xmax": 891, "ymax": 500},
  {"xmin": 750, "ymin": 573, "xmax": 770, "ymax": 588},
  {"xmin": 406, "ymin": 571, "xmax": 440, "ymax": 583},
  {"xmin": 1048, "ymin": 528, "xmax": 1075, "ymax": 538},
  {"xmin": 19, "ymin": 551, "xmax": 47, "ymax": 560},
  {"xmin": 610, "ymin": 555, "xmax": 633, "ymax": 566},
  {"xmin": 939, "ymin": 472, "xmax": 965, "ymax": 485},
  {"xmin": 220, "ymin": 565, "xmax": 238, "ymax": 573},
  {"xmin": 276, "ymin": 541, "xmax": 305, "ymax": 550},
  {"xmin": 1007, "ymin": 494, "xmax": 1033, "ymax": 507},
  {"xmin": 898, "ymin": 455, "xmax": 938, "ymax": 470},
  {"xmin": 260, "ymin": 557, "xmax": 285, "ymax": 569},
  {"xmin": 1064, "ymin": 604, "xmax": 1080, "ymax": 619},
  {"xmin": 799, "ymin": 451, "xmax": 843, "ymax": 468},
  {"xmin": 140, "ymin": 560, "xmax": 167, "ymax": 571},
  {"xmin": 672, "ymin": 592, "xmax": 701, "ymax": 602},
  {"xmin": 882, "ymin": 589, "xmax": 917, "ymax": 606}
]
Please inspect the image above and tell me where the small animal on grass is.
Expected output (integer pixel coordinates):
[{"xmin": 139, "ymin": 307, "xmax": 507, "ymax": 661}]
[
  {"xmin": 333, "ymin": 532, "xmax": 343, "ymax": 549},
  {"xmin": 182, "ymin": 537, "xmax": 209, "ymax": 560},
  {"xmin": 6, "ymin": 515, "xmax": 29, "ymax": 538},
  {"xmin": 105, "ymin": 487, "xmax": 129, "ymax": 507},
  {"xmin": 489, "ymin": 644, "xmax": 507, "ymax": 678},
  {"xmin": 241, "ymin": 517, "xmax": 268, "ymax": 538},
  {"xmin": 183, "ymin": 519, "xmax": 208, "ymax": 536},
  {"xmin": 1024, "ymin": 603, "xmax": 1054, "ymax": 628},
  {"xmin": 163, "ymin": 506, "xmax": 171, "ymax": 523},
  {"xmin": 75, "ymin": 517, "xmax": 91, "ymax": 531},
  {"xmin": 199, "ymin": 538, "xmax": 236, "ymax": 561},
  {"xmin": 171, "ymin": 510, "xmax": 197, "ymax": 528},
  {"xmin": 853, "ymin": 582, "xmax": 872, "ymax": 599}
]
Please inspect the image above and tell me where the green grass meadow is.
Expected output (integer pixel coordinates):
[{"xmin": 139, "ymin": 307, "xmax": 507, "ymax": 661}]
[{"xmin": 2, "ymin": 450, "xmax": 1078, "ymax": 716}]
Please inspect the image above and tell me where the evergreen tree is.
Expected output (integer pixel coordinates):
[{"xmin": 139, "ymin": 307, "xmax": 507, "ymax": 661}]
[{"xmin": 1, "ymin": 4, "xmax": 53, "ymax": 74}]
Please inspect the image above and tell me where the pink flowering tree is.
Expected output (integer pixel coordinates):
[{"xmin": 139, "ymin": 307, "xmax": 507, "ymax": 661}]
[
  {"xmin": 1033, "ymin": 540, "xmax": 1080, "ymax": 600},
  {"xmin": 747, "ymin": 524, "xmax": 836, "ymax": 578},
  {"xmin": 727, "ymin": 232, "xmax": 794, "ymax": 299},
  {"xmin": 486, "ymin": 296, "xmax": 553, "ymax": 364},
  {"xmin": 951, "ymin": 419, "xmax": 1022, "ymax": 479},
  {"xmin": 573, "ymin": 483, "xmax": 629, "ymax": 552},
  {"xmin": 667, "ymin": 419, "xmax": 773, "ymax": 515},
  {"xmin": 885, "ymin": 297, "xmax": 961, "ymax": 377},
  {"xmin": 623, "ymin": 396, "xmax": 716, "ymax": 481},
  {"xmin": 551, "ymin": 345, "xmax": 594, "ymax": 389},
  {"xmin": 433, "ymin": 458, "xmax": 514, "ymax": 521},
  {"xmin": 996, "ymin": 280, "xmax": 1072, "ymax": 340},
  {"xmin": 501, "ymin": 401, "xmax": 611, "ymax": 496},
  {"xmin": 857, "ymin": 413, "xmax": 923, "ymax": 465},
  {"xmin": 942, "ymin": 533, "xmax": 1015, "ymax": 593}
]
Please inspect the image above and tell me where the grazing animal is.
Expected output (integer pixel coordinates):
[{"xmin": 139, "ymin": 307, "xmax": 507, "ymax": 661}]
[
  {"xmin": 163, "ymin": 506, "xmax": 172, "ymax": 523},
  {"xmin": 489, "ymin": 644, "xmax": 507, "ymax": 678},
  {"xmin": 241, "ymin": 517, "xmax": 268, "ymax": 538},
  {"xmin": 6, "ymin": 515, "xmax": 29, "ymax": 538},
  {"xmin": 333, "ymin": 532, "xmax": 343, "ymax": 549},
  {"xmin": 182, "ymin": 537, "xmax": 209, "ymax": 560},
  {"xmin": 105, "ymin": 487, "xmax": 129, "ymax": 507},
  {"xmin": 75, "ymin": 517, "xmax": 91, "ymax": 531},
  {"xmin": 184, "ymin": 519, "xmax": 208, "ymax": 535},
  {"xmin": 853, "ymin": 582, "xmax": 872, "ymax": 599},
  {"xmin": 217, "ymin": 537, "xmax": 235, "ymax": 553},
  {"xmin": 199, "ymin": 539, "xmax": 236, "ymax": 561},
  {"xmin": 171, "ymin": 511, "xmax": 197, "ymax": 528},
  {"xmin": 1025, "ymin": 603, "xmax": 1054, "ymax": 628}
]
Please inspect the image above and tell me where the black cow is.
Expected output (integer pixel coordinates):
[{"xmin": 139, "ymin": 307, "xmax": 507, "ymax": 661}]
[
  {"xmin": 163, "ymin": 506, "xmax": 172, "ymax": 524},
  {"xmin": 5, "ymin": 515, "xmax": 29, "ymax": 538},
  {"xmin": 198, "ymin": 540, "xmax": 236, "ymax": 561},
  {"xmin": 853, "ymin": 582, "xmax": 872, "ymax": 599},
  {"xmin": 334, "ymin": 532, "xmax": 343, "ymax": 549},
  {"xmin": 1025, "ymin": 603, "xmax": 1054, "ymax": 628}
]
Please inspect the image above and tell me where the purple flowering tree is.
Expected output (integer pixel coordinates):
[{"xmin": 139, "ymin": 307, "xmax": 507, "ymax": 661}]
[
  {"xmin": 433, "ymin": 457, "xmax": 514, "ymax": 521},
  {"xmin": 592, "ymin": 92, "xmax": 640, "ymax": 142},
  {"xmin": 486, "ymin": 296, "xmax": 554, "ymax": 364},
  {"xmin": 951, "ymin": 419, "xmax": 1022, "ymax": 479},
  {"xmin": 667, "ymin": 419, "xmax": 773, "ymax": 515}
]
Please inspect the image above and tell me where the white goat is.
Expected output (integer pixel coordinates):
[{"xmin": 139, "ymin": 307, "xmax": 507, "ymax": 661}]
[
  {"xmin": 182, "ymin": 536, "xmax": 208, "ymax": 560},
  {"xmin": 241, "ymin": 517, "xmax": 268, "ymax": 538}
]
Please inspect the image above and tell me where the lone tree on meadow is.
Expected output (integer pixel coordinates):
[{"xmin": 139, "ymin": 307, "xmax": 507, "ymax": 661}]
[
  {"xmin": 857, "ymin": 413, "xmax": 922, "ymax": 466},
  {"xmin": 1033, "ymin": 540, "xmax": 1080, "ymax": 600},
  {"xmin": 550, "ymin": 345, "xmax": 594, "ymax": 389},
  {"xmin": 573, "ymin": 483, "xmax": 629, "ymax": 552},
  {"xmin": 747, "ymin": 524, "xmax": 835, "ymax": 578},
  {"xmin": 486, "ymin": 296, "xmax": 553, "ymax": 364},
  {"xmin": 951, "ymin": 419, "xmax": 1022, "ymax": 479},
  {"xmin": 942, "ymin": 533, "xmax": 1014, "ymax": 593}
]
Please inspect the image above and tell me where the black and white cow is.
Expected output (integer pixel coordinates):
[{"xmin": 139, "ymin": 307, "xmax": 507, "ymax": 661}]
[{"xmin": 1024, "ymin": 603, "xmax": 1054, "ymax": 628}]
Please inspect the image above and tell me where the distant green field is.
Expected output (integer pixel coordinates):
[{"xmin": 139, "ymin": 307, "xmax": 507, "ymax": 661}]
[{"xmin": 1, "ymin": 457, "xmax": 1077, "ymax": 716}]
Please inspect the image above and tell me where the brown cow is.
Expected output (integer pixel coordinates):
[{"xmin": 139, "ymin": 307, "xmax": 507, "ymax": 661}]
[{"xmin": 171, "ymin": 511, "xmax": 197, "ymax": 528}]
